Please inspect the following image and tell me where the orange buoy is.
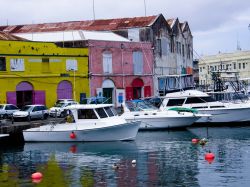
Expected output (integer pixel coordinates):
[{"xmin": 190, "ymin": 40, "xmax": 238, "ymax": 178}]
[
  {"xmin": 70, "ymin": 132, "xmax": 76, "ymax": 139},
  {"xmin": 205, "ymin": 152, "xmax": 215, "ymax": 164},
  {"xmin": 31, "ymin": 172, "xmax": 43, "ymax": 180},
  {"xmin": 192, "ymin": 138, "xmax": 199, "ymax": 144}
]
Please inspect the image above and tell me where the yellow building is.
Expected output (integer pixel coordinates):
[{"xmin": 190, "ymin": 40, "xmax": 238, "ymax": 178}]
[{"xmin": 0, "ymin": 39, "xmax": 89, "ymax": 108}]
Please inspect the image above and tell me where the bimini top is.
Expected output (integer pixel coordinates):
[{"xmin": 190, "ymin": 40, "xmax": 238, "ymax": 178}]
[
  {"xmin": 165, "ymin": 90, "xmax": 209, "ymax": 98},
  {"xmin": 65, "ymin": 104, "xmax": 114, "ymax": 110}
]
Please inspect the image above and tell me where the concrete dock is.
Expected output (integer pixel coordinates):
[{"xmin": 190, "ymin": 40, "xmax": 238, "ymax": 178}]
[{"xmin": 0, "ymin": 118, "xmax": 61, "ymax": 143}]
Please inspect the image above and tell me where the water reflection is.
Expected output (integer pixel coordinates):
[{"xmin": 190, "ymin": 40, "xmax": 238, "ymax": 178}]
[{"xmin": 0, "ymin": 128, "xmax": 249, "ymax": 186}]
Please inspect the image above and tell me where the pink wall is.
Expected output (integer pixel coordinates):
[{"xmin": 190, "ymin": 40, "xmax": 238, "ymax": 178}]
[{"xmin": 88, "ymin": 40, "xmax": 154, "ymax": 98}]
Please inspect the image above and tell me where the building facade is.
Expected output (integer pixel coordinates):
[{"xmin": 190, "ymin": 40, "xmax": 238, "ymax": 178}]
[
  {"xmin": 0, "ymin": 14, "xmax": 193, "ymax": 96},
  {"xmin": 88, "ymin": 40, "xmax": 154, "ymax": 107},
  {"xmin": 0, "ymin": 39, "xmax": 89, "ymax": 108},
  {"xmin": 199, "ymin": 50, "xmax": 250, "ymax": 90}
]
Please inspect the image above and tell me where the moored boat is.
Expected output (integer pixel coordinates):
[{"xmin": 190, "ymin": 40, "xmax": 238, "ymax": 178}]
[
  {"xmin": 23, "ymin": 104, "xmax": 140, "ymax": 142},
  {"xmin": 120, "ymin": 99, "xmax": 201, "ymax": 130},
  {"xmin": 160, "ymin": 90, "xmax": 250, "ymax": 123}
]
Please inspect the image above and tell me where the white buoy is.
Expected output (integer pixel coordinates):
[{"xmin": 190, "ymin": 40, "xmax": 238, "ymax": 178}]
[
  {"xmin": 132, "ymin": 160, "xmax": 136, "ymax": 164},
  {"xmin": 112, "ymin": 163, "xmax": 119, "ymax": 169}
]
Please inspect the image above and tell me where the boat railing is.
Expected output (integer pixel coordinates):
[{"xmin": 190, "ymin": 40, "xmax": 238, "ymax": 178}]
[{"xmin": 207, "ymin": 91, "xmax": 249, "ymax": 103}]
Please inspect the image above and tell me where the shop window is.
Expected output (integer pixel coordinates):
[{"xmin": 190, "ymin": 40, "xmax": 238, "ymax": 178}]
[{"xmin": 0, "ymin": 57, "xmax": 6, "ymax": 71}]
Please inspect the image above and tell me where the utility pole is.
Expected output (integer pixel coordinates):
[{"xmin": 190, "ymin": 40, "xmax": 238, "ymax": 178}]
[
  {"xmin": 143, "ymin": 0, "xmax": 147, "ymax": 16},
  {"xmin": 93, "ymin": 0, "xmax": 96, "ymax": 20},
  {"xmin": 248, "ymin": 24, "xmax": 250, "ymax": 48}
]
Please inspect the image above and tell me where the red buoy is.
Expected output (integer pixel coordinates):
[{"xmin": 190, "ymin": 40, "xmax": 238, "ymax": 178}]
[
  {"xmin": 192, "ymin": 138, "xmax": 199, "ymax": 144},
  {"xmin": 70, "ymin": 145, "xmax": 77, "ymax": 153},
  {"xmin": 70, "ymin": 132, "xmax": 76, "ymax": 139},
  {"xmin": 32, "ymin": 178, "xmax": 42, "ymax": 184},
  {"xmin": 31, "ymin": 172, "xmax": 43, "ymax": 180},
  {"xmin": 205, "ymin": 152, "xmax": 215, "ymax": 164}
]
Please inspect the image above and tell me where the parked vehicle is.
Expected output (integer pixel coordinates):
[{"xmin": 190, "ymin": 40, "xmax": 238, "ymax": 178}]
[
  {"xmin": 0, "ymin": 104, "xmax": 20, "ymax": 119},
  {"xmin": 13, "ymin": 105, "xmax": 49, "ymax": 121},
  {"xmin": 55, "ymin": 99, "xmax": 75, "ymax": 105},
  {"xmin": 49, "ymin": 101, "xmax": 78, "ymax": 117}
]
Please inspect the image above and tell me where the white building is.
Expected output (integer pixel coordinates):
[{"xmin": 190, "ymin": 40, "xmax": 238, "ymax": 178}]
[{"xmin": 199, "ymin": 50, "xmax": 250, "ymax": 90}]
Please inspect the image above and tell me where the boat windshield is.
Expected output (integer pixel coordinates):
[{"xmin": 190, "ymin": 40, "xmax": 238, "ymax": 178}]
[
  {"xmin": 126, "ymin": 100, "xmax": 157, "ymax": 111},
  {"xmin": 104, "ymin": 107, "xmax": 115, "ymax": 117},
  {"xmin": 185, "ymin": 96, "xmax": 216, "ymax": 104},
  {"xmin": 95, "ymin": 108, "xmax": 108, "ymax": 118},
  {"xmin": 110, "ymin": 107, "xmax": 118, "ymax": 116}
]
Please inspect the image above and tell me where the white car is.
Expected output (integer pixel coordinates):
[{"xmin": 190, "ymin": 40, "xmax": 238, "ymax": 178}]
[
  {"xmin": 0, "ymin": 104, "xmax": 20, "ymax": 119},
  {"xmin": 13, "ymin": 105, "xmax": 49, "ymax": 121},
  {"xmin": 49, "ymin": 101, "xmax": 78, "ymax": 117}
]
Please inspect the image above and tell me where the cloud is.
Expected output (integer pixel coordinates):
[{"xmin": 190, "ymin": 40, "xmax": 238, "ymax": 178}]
[{"xmin": 1, "ymin": 0, "xmax": 250, "ymax": 55}]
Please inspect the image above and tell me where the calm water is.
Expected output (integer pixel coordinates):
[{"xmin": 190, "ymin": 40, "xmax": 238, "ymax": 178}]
[{"xmin": 1, "ymin": 126, "xmax": 250, "ymax": 187}]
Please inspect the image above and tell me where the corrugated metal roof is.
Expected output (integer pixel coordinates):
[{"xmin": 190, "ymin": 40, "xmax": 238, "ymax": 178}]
[
  {"xmin": 0, "ymin": 31, "xmax": 26, "ymax": 41},
  {"xmin": 0, "ymin": 15, "xmax": 158, "ymax": 33},
  {"xmin": 14, "ymin": 30, "xmax": 130, "ymax": 42}
]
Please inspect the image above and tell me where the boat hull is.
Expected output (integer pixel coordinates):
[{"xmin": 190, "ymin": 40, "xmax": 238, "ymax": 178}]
[
  {"xmin": 125, "ymin": 115, "xmax": 200, "ymax": 130},
  {"xmin": 23, "ymin": 121, "xmax": 140, "ymax": 142},
  {"xmin": 196, "ymin": 107, "xmax": 250, "ymax": 123}
]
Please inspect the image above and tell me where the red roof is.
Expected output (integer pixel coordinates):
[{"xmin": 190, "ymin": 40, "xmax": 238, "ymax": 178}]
[
  {"xmin": 0, "ymin": 31, "xmax": 26, "ymax": 40},
  {"xmin": 0, "ymin": 15, "xmax": 158, "ymax": 33}
]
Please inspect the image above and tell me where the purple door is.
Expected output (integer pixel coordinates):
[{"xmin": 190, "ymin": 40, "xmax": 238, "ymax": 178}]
[
  {"xmin": 57, "ymin": 80, "xmax": 73, "ymax": 99},
  {"xmin": 33, "ymin": 91, "xmax": 46, "ymax": 105},
  {"xmin": 6, "ymin": 91, "xmax": 17, "ymax": 105}
]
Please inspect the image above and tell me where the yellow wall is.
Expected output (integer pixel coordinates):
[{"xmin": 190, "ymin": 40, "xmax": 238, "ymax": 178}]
[{"xmin": 0, "ymin": 40, "xmax": 89, "ymax": 107}]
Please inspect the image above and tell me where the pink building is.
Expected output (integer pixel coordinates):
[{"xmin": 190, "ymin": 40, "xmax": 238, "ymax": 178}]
[{"xmin": 88, "ymin": 40, "xmax": 154, "ymax": 107}]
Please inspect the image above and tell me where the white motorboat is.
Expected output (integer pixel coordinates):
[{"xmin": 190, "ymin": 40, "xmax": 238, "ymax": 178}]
[
  {"xmin": 23, "ymin": 104, "xmax": 140, "ymax": 142},
  {"xmin": 120, "ymin": 100, "xmax": 201, "ymax": 130},
  {"xmin": 160, "ymin": 90, "xmax": 250, "ymax": 123}
]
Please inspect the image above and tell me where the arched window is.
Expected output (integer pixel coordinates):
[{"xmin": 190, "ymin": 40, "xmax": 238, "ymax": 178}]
[{"xmin": 103, "ymin": 51, "xmax": 112, "ymax": 74}]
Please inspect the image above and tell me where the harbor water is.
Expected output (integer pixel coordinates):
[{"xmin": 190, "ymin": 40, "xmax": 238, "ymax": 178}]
[{"xmin": 0, "ymin": 126, "xmax": 250, "ymax": 186}]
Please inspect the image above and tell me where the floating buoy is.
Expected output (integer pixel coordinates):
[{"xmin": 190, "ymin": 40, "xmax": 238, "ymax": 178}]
[
  {"xmin": 199, "ymin": 138, "xmax": 208, "ymax": 146},
  {"xmin": 70, "ymin": 145, "xmax": 77, "ymax": 153},
  {"xmin": 112, "ymin": 163, "xmax": 119, "ymax": 170},
  {"xmin": 31, "ymin": 172, "xmax": 43, "ymax": 180},
  {"xmin": 70, "ymin": 132, "xmax": 76, "ymax": 139},
  {"xmin": 32, "ymin": 178, "xmax": 42, "ymax": 184},
  {"xmin": 132, "ymin": 160, "xmax": 136, "ymax": 164},
  {"xmin": 192, "ymin": 138, "xmax": 199, "ymax": 144},
  {"xmin": 205, "ymin": 152, "xmax": 215, "ymax": 164}
]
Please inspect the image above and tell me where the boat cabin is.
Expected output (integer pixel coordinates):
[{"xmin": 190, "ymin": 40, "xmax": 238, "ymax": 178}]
[
  {"xmin": 65, "ymin": 104, "xmax": 118, "ymax": 121},
  {"xmin": 161, "ymin": 90, "xmax": 225, "ymax": 109}
]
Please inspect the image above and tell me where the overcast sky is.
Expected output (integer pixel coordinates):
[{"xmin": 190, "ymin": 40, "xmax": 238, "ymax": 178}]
[{"xmin": 1, "ymin": 0, "xmax": 250, "ymax": 57}]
